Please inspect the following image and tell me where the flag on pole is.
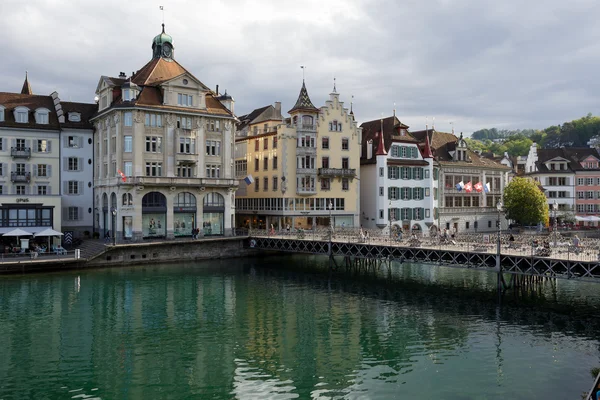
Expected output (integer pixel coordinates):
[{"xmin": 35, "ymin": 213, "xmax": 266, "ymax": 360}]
[
  {"xmin": 244, "ymin": 174, "xmax": 254, "ymax": 185},
  {"xmin": 484, "ymin": 182, "xmax": 490, "ymax": 193},
  {"xmin": 117, "ymin": 169, "xmax": 127, "ymax": 182},
  {"xmin": 474, "ymin": 182, "xmax": 483, "ymax": 193},
  {"xmin": 464, "ymin": 181, "xmax": 473, "ymax": 193},
  {"xmin": 455, "ymin": 181, "xmax": 464, "ymax": 191}
]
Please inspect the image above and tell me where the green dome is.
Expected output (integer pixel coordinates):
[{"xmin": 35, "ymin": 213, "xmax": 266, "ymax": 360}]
[{"xmin": 153, "ymin": 24, "xmax": 172, "ymax": 46}]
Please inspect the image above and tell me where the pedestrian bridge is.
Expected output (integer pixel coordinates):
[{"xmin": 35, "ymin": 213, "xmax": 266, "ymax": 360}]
[{"xmin": 247, "ymin": 230, "xmax": 600, "ymax": 284}]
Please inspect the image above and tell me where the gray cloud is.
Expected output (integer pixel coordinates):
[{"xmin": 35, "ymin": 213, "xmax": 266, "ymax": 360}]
[{"xmin": 2, "ymin": 0, "xmax": 599, "ymax": 134}]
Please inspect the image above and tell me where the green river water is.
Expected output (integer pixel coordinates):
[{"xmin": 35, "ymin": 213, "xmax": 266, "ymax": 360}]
[{"xmin": 1, "ymin": 255, "xmax": 599, "ymax": 399}]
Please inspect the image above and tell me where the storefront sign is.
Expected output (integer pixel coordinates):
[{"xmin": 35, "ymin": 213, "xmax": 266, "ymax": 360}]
[{"xmin": 16, "ymin": 198, "xmax": 29, "ymax": 203}]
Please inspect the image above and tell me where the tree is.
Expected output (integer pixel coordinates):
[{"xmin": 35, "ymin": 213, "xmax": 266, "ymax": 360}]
[{"xmin": 503, "ymin": 177, "xmax": 549, "ymax": 226}]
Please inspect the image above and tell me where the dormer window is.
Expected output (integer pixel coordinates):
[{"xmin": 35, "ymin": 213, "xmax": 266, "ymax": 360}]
[
  {"xmin": 123, "ymin": 89, "xmax": 131, "ymax": 101},
  {"xmin": 68, "ymin": 112, "xmax": 81, "ymax": 122},
  {"xmin": 35, "ymin": 108, "xmax": 50, "ymax": 124},
  {"xmin": 14, "ymin": 107, "xmax": 29, "ymax": 123},
  {"xmin": 0, "ymin": 106, "xmax": 4, "ymax": 122},
  {"xmin": 177, "ymin": 93, "xmax": 193, "ymax": 106}
]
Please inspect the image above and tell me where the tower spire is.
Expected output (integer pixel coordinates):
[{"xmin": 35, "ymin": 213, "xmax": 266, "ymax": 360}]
[
  {"xmin": 21, "ymin": 71, "xmax": 32, "ymax": 95},
  {"xmin": 376, "ymin": 115, "xmax": 387, "ymax": 156},
  {"xmin": 333, "ymin": 77, "xmax": 337, "ymax": 93}
]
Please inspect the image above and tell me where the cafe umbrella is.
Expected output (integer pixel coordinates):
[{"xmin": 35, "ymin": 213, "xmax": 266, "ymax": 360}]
[
  {"xmin": 33, "ymin": 228, "xmax": 64, "ymax": 251},
  {"xmin": 2, "ymin": 228, "xmax": 34, "ymax": 250}
]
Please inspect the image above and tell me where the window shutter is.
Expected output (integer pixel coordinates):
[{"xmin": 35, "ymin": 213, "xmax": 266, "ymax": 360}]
[
  {"xmin": 63, "ymin": 207, "xmax": 68, "ymax": 220},
  {"xmin": 388, "ymin": 187, "xmax": 392, "ymax": 200},
  {"xmin": 32, "ymin": 141, "xmax": 38, "ymax": 153},
  {"xmin": 421, "ymin": 208, "xmax": 425, "ymax": 220},
  {"xmin": 47, "ymin": 140, "xmax": 52, "ymax": 152},
  {"xmin": 79, "ymin": 181, "xmax": 84, "ymax": 195},
  {"xmin": 25, "ymin": 139, "xmax": 31, "ymax": 149},
  {"xmin": 407, "ymin": 187, "xmax": 412, "ymax": 200},
  {"xmin": 63, "ymin": 157, "xmax": 68, "ymax": 171},
  {"xmin": 47, "ymin": 165, "xmax": 52, "ymax": 177},
  {"xmin": 79, "ymin": 137, "xmax": 84, "ymax": 148},
  {"xmin": 47, "ymin": 186, "xmax": 51, "ymax": 195},
  {"xmin": 24, "ymin": 185, "xmax": 30, "ymax": 195},
  {"xmin": 407, "ymin": 208, "xmax": 413, "ymax": 220},
  {"xmin": 11, "ymin": 138, "xmax": 16, "ymax": 148},
  {"xmin": 79, "ymin": 207, "xmax": 83, "ymax": 220},
  {"xmin": 32, "ymin": 165, "xmax": 37, "ymax": 177},
  {"xmin": 63, "ymin": 181, "xmax": 68, "ymax": 194},
  {"xmin": 79, "ymin": 158, "xmax": 84, "ymax": 171}
]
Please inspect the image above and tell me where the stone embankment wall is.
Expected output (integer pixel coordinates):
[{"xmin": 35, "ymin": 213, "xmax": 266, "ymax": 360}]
[{"xmin": 87, "ymin": 237, "xmax": 255, "ymax": 267}]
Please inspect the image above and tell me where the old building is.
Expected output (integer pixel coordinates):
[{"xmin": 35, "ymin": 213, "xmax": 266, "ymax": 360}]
[
  {"xmin": 525, "ymin": 143, "xmax": 600, "ymax": 225},
  {"xmin": 234, "ymin": 82, "xmax": 361, "ymax": 230},
  {"xmin": 360, "ymin": 116, "xmax": 436, "ymax": 234},
  {"xmin": 0, "ymin": 74, "xmax": 95, "ymax": 238},
  {"xmin": 92, "ymin": 25, "xmax": 238, "ymax": 241}
]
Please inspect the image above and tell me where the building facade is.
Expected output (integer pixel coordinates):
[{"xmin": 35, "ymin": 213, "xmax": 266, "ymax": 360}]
[
  {"xmin": 234, "ymin": 82, "xmax": 361, "ymax": 230},
  {"xmin": 360, "ymin": 116, "xmax": 436, "ymax": 233},
  {"xmin": 92, "ymin": 25, "xmax": 238, "ymax": 241},
  {"xmin": 0, "ymin": 76, "xmax": 95, "ymax": 238},
  {"xmin": 525, "ymin": 143, "xmax": 600, "ymax": 225}
]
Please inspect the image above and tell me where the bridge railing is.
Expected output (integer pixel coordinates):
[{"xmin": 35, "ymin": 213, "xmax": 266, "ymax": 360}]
[{"xmin": 248, "ymin": 229, "xmax": 600, "ymax": 263}]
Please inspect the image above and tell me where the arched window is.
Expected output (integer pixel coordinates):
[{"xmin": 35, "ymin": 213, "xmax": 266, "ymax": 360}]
[
  {"xmin": 292, "ymin": 116, "xmax": 298, "ymax": 126},
  {"xmin": 301, "ymin": 115, "xmax": 313, "ymax": 126},
  {"xmin": 142, "ymin": 192, "xmax": 167, "ymax": 208},
  {"xmin": 102, "ymin": 193, "xmax": 108, "ymax": 208},
  {"xmin": 110, "ymin": 192, "xmax": 117, "ymax": 209},
  {"xmin": 174, "ymin": 192, "xmax": 196, "ymax": 207},
  {"xmin": 122, "ymin": 193, "xmax": 133, "ymax": 206},
  {"xmin": 203, "ymin": 192, "xmax": 224, "ymax": 207}
]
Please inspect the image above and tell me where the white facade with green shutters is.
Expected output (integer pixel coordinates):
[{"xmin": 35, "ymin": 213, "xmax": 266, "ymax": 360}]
[{"xmin": 360, "ymin": 142, "xmax": 436, "ymax": 234}]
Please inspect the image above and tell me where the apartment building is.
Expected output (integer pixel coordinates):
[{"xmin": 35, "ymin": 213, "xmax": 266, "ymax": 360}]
[
  {"xmin": 234, "ymin": 82, "xmax": 361, "ymax": 230},
  {"xmin": 92, "ymin": 25, "xmax": 238, "ymax": 241},
  {"xmin": 360, "ymin": 116, "xmax": 436, "ymax": 233},
  {"xmin": 0, "ymin": 75, "xmax": 95, "ymax": 238}
]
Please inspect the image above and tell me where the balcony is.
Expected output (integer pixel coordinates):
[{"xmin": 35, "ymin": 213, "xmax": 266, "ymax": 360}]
[
  {"xmin": 11, "ymin": 172, "xmax": 31, "ymax": 183},
  {"xmin": 296, "ymin": 168, "xmax": 317, "ymax": 175},
  {"xmin": 318, "ymin": 168, "xmax": 356, "ymax": 178},
  {"xmin": 296, "ymin": 146, "xmax": 316, "ymax": 156},
  {"xmin": 438, "ymin": 207, "xmax": 499, "ymax": 215},
  {"xmin": 11, "ymin": 147, "xmax": 31, "ymax": 159},
  {"xmin": 128, "ymin": 176, "xmax": 238, "ymax": 188},
  {"xmin": 177, "ymin": 152, "xmax": 198, "ymax": 162},
  {"xmin": 297, "ymin": 186, "xmax": 317, "ymax": 195}
]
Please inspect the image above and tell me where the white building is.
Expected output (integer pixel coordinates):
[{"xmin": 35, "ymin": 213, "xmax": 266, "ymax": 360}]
[
  {"xmin": 0, "ymin": 75, "xmax": 95, "ymax": 239},
  {"xmin": 92, "ymin": 25, "xmax": 238, "ymax": 241},
  {"xmin": 360, "ymin": 116, "xmax": 436, "ymax": 234}
]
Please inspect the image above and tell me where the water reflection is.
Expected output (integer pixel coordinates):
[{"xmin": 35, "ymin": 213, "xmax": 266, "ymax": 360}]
[{"xmin": 0, "ymin": 256, "xmax": 598, "ymax": 399}]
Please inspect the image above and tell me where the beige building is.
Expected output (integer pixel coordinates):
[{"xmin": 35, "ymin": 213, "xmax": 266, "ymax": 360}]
[
  {"xmin": 234, "ymin": 81, "xmax": 361, "ymax": 230},
  {"xmin": 92, "ymin": 25, "xmax": 238, "ymax": 241}
]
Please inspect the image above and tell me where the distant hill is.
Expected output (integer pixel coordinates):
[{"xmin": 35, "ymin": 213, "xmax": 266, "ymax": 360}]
[{"xmin": 468, "ymin": 113, "xmax": 600, "ymax": 157}]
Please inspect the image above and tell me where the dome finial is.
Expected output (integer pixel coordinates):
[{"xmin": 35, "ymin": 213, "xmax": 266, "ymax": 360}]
[{"xmin": 162, "ymin": 23, "xmax": 165, "ymax": 33}]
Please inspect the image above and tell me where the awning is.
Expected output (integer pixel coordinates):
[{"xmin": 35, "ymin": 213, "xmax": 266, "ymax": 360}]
[
  {"xmin": 34, "ymin": 228, "xmax": 64, "ymax": 237},
  {"xmin": 0, "ymin": 226, "xmax": 50, "ymax": 234},
  {"xmin": 1, "ymin": 228, "xmax": 34, "ymax": 237}
]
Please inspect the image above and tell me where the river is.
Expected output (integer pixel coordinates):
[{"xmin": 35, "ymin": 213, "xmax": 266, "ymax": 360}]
[{"xmin": 0, "ymin": 255, "xmax": 599, "ymax": 399}]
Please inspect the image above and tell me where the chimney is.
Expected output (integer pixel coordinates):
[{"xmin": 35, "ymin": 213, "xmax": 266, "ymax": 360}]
[
  {"xmin": 274, "ymin": 101, "xmax": 281, "ymax": 115},
  {"xmin": 119, "ymin": 72, "xmax": 126, "ymax": 78},
  {"xmin": 367, "ymin": 140, "xmax": 373, "ymax": 159},
  {"xmin": 216, "ymin": 85, "xmax": 219, "ymax": 95}
]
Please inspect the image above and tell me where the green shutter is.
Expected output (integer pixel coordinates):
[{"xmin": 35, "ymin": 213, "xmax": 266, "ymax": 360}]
[
  {"xmin": 419, "ymin": 168, "xmax": 424, "ymax": 180},
  {"xmin": 407, "ymin": 208, "xmax": 413, "ymax": 220},
  {"xmin": 407, "ymin": 187, "xmax": 412, "ymax": 200},
  {"xmin": 421, "ymin": 208, "xmax": 425, "ymax": 220},
  {"xmin": 388, "ymin": 187, "xmax": 392, "ymax": 200}
]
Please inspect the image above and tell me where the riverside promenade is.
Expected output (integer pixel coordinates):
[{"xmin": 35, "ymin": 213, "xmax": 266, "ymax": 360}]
[{"xmin": 248, "ymin": 228, "xmax": 600, "ymax": 284}]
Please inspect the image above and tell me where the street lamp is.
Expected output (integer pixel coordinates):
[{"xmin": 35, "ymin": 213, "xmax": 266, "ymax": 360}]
[
  {"xmin": 111, "ymin": 207, "xmax": 117, "ymax": 246},
  {"xmin": 496, "ymin": 201, "xmax": 503, "ymax": 291},
  {"xmin": 552, "ymin": 200, "xmax": 558, "ymax": 247}
]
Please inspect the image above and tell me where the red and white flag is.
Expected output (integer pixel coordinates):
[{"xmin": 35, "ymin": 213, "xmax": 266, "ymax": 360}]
[
  {"xmin": 464, "ymin": 181, "xmax": 473, "ymax": 193},
  {"xmin": 118, "ymin": 169, "xmax": 127, "ymax": 182},
  {"xmin": 474, "ymin": 182, "xmax": 483, "ymax": 193}
]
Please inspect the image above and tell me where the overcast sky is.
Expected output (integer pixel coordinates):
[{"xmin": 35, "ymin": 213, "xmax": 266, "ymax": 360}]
[{"xmin": 2, "ymin": 0, "xmax": 599, "ymax": 134}]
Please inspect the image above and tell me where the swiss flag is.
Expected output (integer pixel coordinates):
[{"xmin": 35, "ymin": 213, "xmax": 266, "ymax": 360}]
[
  {"xmin": 118, "ymin": 169, "xmax": 127, "ymax": 183},
  {"xmin": 464, "ymin": 181, "xmax": 473, "ymax": 193},
  {"xmin": 474, "ymin": 182, "xmax": 483, "ymax": 193}
]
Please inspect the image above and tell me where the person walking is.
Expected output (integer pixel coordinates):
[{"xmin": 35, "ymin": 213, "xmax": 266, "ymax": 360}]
[{"xmin": 104, "ymin": 231, "xmax": 111, "ymax": 243}]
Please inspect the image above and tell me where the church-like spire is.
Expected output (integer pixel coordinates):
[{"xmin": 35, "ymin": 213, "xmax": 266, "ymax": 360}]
[
  {"xmin": 376, "ymin": 119, "xmax": 387, "ymax": 156},
  {"xmin": 288, "ymin": 80, "xmax": 319, "ymax": 114},
  {"xmin": 422, "ymin": 129, "xmax": 434, "ymax": 159},
  {"xmin": 21, "ymin": 71, "xmax": 32, "ymax": 95}
]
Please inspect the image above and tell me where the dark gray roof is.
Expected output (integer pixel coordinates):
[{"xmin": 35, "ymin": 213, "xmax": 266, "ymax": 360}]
[{"xmin": 288, "ymin": 81, "xmax": 318, "ymax": 113}]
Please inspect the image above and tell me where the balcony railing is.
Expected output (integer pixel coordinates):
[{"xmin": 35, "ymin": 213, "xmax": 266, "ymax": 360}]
[
  {"xmin": 11, "ymin": 172, "xmax": 31, "ymax": 183},
  {"xmin": 318, "ymin": 168, "xmax": 356, "ymax": 177},
  {"xmin": 438, "ymin": 207, "xmax": 499, "ymax": 214},
  {"xmin": 296, "ymin": 168, "xmax": 317, "ymax": 175},
  {"xmin": 297, "ymin": 187, "xmax": 317, "ymax": 195},
  {"xmin": 121, "ymin": 176, "xmax": 239, "ymax": 188},
  {"xmin": 296, "ymin": 146, "xmax": 316, "ymax": 156},
  {"xmin": 11, "ymin": 147, "xmax": 31, "ymax": 159}
]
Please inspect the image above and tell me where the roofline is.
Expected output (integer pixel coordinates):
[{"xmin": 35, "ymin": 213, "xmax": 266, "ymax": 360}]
[{"xmin": 91, "ymin": 105, "xmax": 236, "ymax": 121}]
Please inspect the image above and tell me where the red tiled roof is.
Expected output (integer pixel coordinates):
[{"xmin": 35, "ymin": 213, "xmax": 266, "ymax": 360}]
[{"xmin": 0, "ymin": 92, "xmax": 60, "ymax": 130}]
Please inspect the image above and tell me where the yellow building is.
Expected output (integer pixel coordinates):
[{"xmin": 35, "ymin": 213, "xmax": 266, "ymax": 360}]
[{"xmin": 234, "ymin": 81, "xmax": 361, "ymax": 230}]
